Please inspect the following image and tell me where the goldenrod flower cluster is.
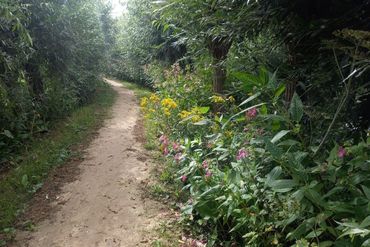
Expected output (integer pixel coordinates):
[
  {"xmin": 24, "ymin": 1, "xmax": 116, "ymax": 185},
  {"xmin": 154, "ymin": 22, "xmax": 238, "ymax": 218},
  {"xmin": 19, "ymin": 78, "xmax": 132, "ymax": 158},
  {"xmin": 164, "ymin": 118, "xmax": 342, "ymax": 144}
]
[
  {"xmin": 140, "ymin": 97, "xmax": 148, "ymax": 108},
  {"xmin": 161, "ymin": 98, "xmax": 177, "ymax": 109},
  {"xmin": 211, "ymin": 95, "xmax": 226, "ymax": 103},
  {"xmin": 149, "ymin": 93, "xmax": 159, "ymax": 103},
  {"xmin": 227, "ymin": 96, "xmax": 235, "ymax": 103},
  {"xmin": 179, "ymin": 110, "xmax": 192, "ymax": 119},
  {"xmin": 179, "ymin": 107, "xmax": 204, "ymax": 123},
  {"xmin": 158, "ymin": 98, "xmax": 177, "ymax": 116}
]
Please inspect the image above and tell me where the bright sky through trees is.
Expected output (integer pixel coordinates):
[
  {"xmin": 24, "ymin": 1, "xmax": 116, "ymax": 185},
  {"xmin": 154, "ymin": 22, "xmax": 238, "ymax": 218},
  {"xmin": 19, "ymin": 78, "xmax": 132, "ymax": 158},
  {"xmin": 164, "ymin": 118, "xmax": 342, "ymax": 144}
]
[{"xmin": 110, "ymin": 0, "xmax": 126, "ymax": 17}]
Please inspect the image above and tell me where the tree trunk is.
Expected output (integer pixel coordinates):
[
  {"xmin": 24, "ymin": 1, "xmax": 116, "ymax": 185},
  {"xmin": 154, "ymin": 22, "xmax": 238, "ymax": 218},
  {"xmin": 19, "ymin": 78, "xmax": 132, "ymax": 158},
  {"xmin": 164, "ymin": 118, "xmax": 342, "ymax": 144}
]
[
  {"xmin": 207, "ymin": 36, "xmax": 232, "ymax": 95},
  {"xmin": 25, "ymin": 59, "xmax": 44, "ymax": 99}
]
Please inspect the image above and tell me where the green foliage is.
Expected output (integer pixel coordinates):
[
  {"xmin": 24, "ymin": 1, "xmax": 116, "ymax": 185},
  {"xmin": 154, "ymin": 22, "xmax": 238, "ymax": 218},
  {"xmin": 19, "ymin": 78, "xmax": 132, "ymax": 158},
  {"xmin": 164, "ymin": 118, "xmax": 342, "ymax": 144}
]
[
  {"xmin": 142, "ymin": 63, "xmax": 370, "ymax": 246},
  {"xmin": 109, "ymin": 0, "xmax": 370, "ymax": 245},
  {"xmin": 0, "ymin": 0, "xmax": 111, "ymax": 167}
]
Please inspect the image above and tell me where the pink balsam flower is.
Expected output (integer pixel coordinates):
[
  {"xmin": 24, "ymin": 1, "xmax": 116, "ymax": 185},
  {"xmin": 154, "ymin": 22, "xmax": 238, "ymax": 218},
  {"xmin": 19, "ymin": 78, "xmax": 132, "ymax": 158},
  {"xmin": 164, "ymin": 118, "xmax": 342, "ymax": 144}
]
[
  {"xmin": 246, "ymin": 107, "xmax": 257, "ymax": 118},
  {"xmin": 202, "ymin": 160, "xmax": 208, "ymax": 169},
  {"xmin": 181, "ymin": 175, "xmax": 187, "ymax": 182},
  {"xmin": 205, "ymin": 170, "xmax": 212, "ymax": 178},
  {"xmin": 172, "ymin": 142, "xmax": 181, "ymax": 151},
  {"xmin": 174, "ymin": 152, "xmax": 182, "ymax": 163},
  {"xmin": 236, "ymin": 148, "xmax": 249, "ymax": 160},
  {"xmin": 338, "ymin": 146, "xmax": 346, "ymax": 158},
  {"xmin": 159, "ymin": 134, "xmax": 169, "ymax": 146}
]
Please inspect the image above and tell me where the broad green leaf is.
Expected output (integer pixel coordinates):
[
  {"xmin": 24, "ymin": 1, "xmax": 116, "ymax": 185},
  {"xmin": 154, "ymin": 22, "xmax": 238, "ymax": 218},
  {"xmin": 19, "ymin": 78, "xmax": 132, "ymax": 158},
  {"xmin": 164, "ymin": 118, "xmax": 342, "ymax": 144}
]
[
  {"xmin": 362, "ymin": 185, "xmax": 370, "ymax": 200},
  {"xmin": 193, "ymin": 119, "xmax": 210, "ymax": 125},
  {"xmin": 238, "ymin": 92, "xmax": 261, "ymax": 107},
  {"xmin": 270, "ymin": 179, "xmax": 297, "ymax": 193},
  {"xmin": 287, "ymin": 217, "xmax": 315, "ymax": 239},
  {"xmin": 2, "ymin": 130, "xmax": 14, "ymax": 139},
  {"xmin": 304, "ymin": 188, "xmax": 326, "ymax": 207},
  {"xmin": 339, "ymin": 228, "xmax": 370, "ymax": 238},
  {"xmin": 222, "ymin": 103, "xmax": 265, "ymax": 129},
  {"xmin": 199, "ymin": 185, "xmax": 221, "ymax": 198},
  {"xmin": 361, "ymin": 216, "xmax": 370, "ymax": 228},
  {"xmin": 306, "ymin": 229, "xmax": 323, "ymax": 238},
  {"xmin": 197, "ymin": 106, "xmax": 210, "ymax": 114},
  {"xmin": 289, "ymin": 93, "xmax": 304, "ymax": 122},
  {"xmin": 274, "ymin": 84, "xmax": 286, "ymax": 99},
  {"xmin": 265, "ymin": 166, "xmax": 282, "ymax": 186},
  {"xmin": 271, "ymin": 130, "xmax": 290, "ymax": 144}
]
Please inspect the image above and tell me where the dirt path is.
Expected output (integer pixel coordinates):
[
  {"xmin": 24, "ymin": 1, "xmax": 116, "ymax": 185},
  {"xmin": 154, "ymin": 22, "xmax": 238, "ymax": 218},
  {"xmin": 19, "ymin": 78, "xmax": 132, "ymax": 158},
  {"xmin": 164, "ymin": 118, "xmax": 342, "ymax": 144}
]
[{"xmin": 12, "ymin": 79, "xmax": 162, "ymax": 247}]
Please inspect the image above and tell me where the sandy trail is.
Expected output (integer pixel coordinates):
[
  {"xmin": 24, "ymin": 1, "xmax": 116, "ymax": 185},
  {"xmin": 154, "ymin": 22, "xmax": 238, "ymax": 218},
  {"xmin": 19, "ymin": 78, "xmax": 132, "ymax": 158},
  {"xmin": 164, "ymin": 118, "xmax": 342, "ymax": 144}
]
[{"xmin": 12, "ymin": 79, "xmax": 161, "ymax": 247}]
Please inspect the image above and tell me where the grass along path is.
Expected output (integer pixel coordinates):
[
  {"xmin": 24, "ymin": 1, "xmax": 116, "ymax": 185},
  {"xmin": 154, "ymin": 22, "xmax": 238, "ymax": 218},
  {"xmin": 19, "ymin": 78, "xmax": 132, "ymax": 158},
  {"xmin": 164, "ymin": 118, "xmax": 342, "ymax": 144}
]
[{"xmin": 0, "ymin": 83, "xmax": 116, "ymax": 245}]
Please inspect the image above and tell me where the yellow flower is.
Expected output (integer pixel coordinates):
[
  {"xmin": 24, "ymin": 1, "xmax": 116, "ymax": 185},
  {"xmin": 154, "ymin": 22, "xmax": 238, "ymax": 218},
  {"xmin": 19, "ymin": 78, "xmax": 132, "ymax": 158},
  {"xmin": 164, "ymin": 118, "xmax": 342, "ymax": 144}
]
[
  {"xmin": 149, "ymin": 93, "xmax": 160, "ymax": 103},
  {"xmin": 227, "ymin": 96, "xmax": 235, "ymax": 103},
  {"xmin": 140, "ymin": 97, "xmax": 148, "ymax": 107},
  {"xmin": 163, "ymin": 108, "xmax": 171, "ymax": 116},
  {"xmin": 161, "ymin": 98, "xmax": 177, "ymax": 109},
  {"xmin": 191, "ymin": 115, "xmax": 203, "ymax": 123},
  {"xmin": 211, "ymin": 95, "xmax": 225, "ymax": 103},
  {"xmin": 179, "ymin": 110, "xmax": 192, "ymax": 119}
]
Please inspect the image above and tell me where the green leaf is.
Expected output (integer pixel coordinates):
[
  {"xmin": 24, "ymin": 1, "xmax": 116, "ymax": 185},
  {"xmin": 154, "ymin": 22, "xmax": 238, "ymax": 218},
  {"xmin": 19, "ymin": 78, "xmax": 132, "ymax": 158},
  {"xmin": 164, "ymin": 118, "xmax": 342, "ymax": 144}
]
[
  {"xmin": 271, "ymin": 130, "xmax": 290, "ymax": 144},
  {"xmin": 193, "ymin": 119, "xmax": 210, "ymax": 125},
  {"xmin": 339, "ymin": 228, "xmax": 370, "ymax": 238},
  {"xmin": 197, "ymin": 106, "xmax": 210, "ymax": 114},
  {"xmin": 265, "ymin": 166, "xmax": 282, "ymax": 186},
  {"xmin": 274, "ymin": 84, "xmax": 286, "ymax": 99},
  {"xmin": 2, "ymin": 130, "xmax": 14, "ymax": 139},
  {"xmin": 304, "ymin": 188, "xmax": 326, "ymax": 207},
  {"xmin": 238, "ymin": 92, "xmax": 261, "ymax": 107},
  {"xmin": 362, "ymin": 185, "xmax": 370, "ymax": 200},
  {"xmin": 222, "ymin": 103, "xmax": 265, "ymax": 129},
  {"xmin": 360, "ymin": 216, "xmax": 370, "ymax": 228},
  {"xmin": 270, "ymin": 179, "xmax": 297, "ymax": 193},
  {"xmin": 306, "ymin": 229, "xmax": 323, "ymax": 238},
  {"xmin": 199, "ymin": 185, "xmax": 221, "ymax": 198},
  {"xmin": 287, "ymin": 217, "xmax": 315, "ymax": 239},
  {"xmin": 289, "ymin": 93, "xmax": 304, "ymax": 122}
]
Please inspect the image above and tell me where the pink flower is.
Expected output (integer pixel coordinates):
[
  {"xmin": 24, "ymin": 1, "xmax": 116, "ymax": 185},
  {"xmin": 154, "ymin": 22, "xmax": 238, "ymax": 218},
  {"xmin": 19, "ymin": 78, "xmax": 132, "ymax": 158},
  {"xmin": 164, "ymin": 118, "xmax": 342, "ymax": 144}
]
[
  {"xmin": 338, "ymin": 146, "xmax": 346, "ymax": 158},
  {"xmin": 159, "ymin": 134, "xmax": 169, "ymax": 146},
  {"xmin": 202, "ymin": 160, "xmax": 208, "ymax": 169},
  {"xmin": 173, "ymin": 142, "xmax": 180, "ymax": 151},
  {"xmin": 236, "ymin": 148, "xmax": 249, "ymax": 160},
  {"xmin": 181, "ymin": 175, "xmax": 187, "ymax": 182},
  {"xmin": 163, "ymin": 147, "xmax": 169, "ymax": 156},
  {"xmin": 174, "ymin": 152, "xmax": 182, "ymax": 163},
  {"xmin": 246, "ymin": 107, "xmax": 257, "ymax": 119},
  {"xmin": 205, "ymin": 170, "xmax": 212, "ymax": 178}
]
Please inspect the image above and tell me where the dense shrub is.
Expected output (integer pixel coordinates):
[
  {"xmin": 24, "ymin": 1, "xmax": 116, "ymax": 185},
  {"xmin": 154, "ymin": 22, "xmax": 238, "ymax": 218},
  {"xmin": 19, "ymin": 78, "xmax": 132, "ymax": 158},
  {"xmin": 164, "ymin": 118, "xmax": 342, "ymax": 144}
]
[{"xmin": 142, "ymin": 63, "xmax": 369, "ymax": 246}]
